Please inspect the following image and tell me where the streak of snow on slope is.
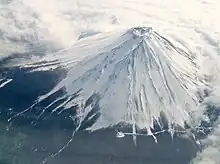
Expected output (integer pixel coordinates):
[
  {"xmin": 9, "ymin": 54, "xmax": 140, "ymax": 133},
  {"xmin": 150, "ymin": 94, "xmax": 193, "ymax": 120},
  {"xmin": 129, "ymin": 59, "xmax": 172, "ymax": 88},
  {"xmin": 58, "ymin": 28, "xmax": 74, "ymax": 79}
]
[{"xmin": 0, "ymin": 78, "xmax": 12, "ymax": 88}]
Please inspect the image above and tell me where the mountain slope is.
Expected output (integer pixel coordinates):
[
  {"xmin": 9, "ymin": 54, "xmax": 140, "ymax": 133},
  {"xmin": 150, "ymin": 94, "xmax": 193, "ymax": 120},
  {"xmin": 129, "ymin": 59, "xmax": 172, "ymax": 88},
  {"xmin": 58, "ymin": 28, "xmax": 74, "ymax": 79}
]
[{"xmin": 1, "ymin": 27, "xmax": 210, "ymax": 138}]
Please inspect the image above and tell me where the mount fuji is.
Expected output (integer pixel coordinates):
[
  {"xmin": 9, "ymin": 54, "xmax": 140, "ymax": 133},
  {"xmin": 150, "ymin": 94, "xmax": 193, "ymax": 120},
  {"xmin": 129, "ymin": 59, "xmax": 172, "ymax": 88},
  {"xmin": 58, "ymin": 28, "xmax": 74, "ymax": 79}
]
[{"xmin": 1, "ymin": 27, "xmax": 210, "ymax": 139}]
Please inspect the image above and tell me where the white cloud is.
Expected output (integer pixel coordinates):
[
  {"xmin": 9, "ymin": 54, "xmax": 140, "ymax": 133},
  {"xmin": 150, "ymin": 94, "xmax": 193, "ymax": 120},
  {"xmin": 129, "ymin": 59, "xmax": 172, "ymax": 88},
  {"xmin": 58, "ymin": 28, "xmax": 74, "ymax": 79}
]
[{"xmin": 1, "ymin": 0, "xmax": 219, "ymax": 56}]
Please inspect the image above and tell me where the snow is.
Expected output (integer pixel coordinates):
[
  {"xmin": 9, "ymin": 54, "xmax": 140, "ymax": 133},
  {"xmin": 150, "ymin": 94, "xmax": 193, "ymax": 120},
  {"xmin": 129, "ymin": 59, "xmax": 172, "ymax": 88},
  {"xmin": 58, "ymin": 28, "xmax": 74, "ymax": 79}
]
[
  {"xmin": 10, "ymin": 27, "xmax": 209, "ymax": 139},
  {"xmin": 0, "ymin": 79, "xmax": 13, "ymax": 88},
  {"xmin": 1, "ymin": 0, "xmax": 220, "ymax": 163}
]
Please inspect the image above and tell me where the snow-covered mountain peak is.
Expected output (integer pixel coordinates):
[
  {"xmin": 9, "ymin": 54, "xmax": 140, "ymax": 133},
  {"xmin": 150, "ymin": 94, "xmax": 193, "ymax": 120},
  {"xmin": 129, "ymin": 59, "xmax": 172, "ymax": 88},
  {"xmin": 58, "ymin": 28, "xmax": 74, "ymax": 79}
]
[
  {"xmin": 24, "ymin": 27, "xmax": 207, "ymax": 133},
  {"xmin": 5, "ymin": 27, "xmax": 210, "ymax": 139},
  {"xmin": 130, "ymin": 27, "xmax": 153, "ymax": 37}
]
